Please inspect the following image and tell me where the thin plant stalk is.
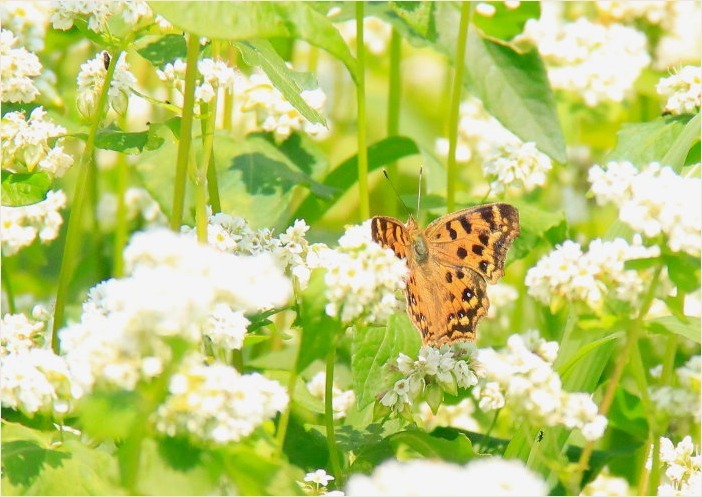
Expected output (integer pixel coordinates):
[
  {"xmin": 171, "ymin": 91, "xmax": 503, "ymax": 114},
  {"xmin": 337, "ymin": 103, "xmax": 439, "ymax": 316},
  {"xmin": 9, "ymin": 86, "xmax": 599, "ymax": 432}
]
[
  {"xmin": 196, "ymin": 95, "xmax": 217, "ymax": 242},
  {"xmin": 325, "ymin": 336, "xmax": 343, "ymax": 482},
  {"xmin": 170, "ymin": 33, "xmax": 201, "ymax": 231},
  {"xmin": 222, "ymin": 44, "xmax": 236, "ymax": 133},
  {"xmin": 385, "ymin": 27, "xmax": 402, "ymax": 217},
  {"xmin": 112, "ymin": 116, "xmax": 129, "ymax": 277},
  {"xmin": 446, "ymin": 1, "xmax": 472, "ymax": 213},
  {"xmin": 52, "ymin": 47, "xmax": 126, "ymax": 351},
  {"xmin": 355, "ymin": 1, "xmax": 370, "ymax": 221},
  {"xmin": 1, "ymin": 257, "xmax": 16, "ymax": 313}
]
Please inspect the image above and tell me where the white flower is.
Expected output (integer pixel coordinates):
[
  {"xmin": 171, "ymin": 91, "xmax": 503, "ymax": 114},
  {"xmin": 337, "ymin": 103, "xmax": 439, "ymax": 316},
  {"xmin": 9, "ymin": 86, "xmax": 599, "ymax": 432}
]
[
  {"xmin": 580, "ymin": 467, "xmax": 631, "ymax": 496},
  {"xmin": 306, "ymin": 372, "xmax": 355, "ymax": 419},
  {"xmin": 1, "ymin": 190, "xmax": 67, "ymax": 256},
  {"xmin": 239, "ymin": 68, "xmax": 328, "ymax": 141},
  {"xmin": 525, "ymin": 236, "xmax": 660, "ymax": 312},
  {"xmin": 483, "ymin": 142, "xmax": 552, "ymax": 195},
  {"xmin": 315, "ymin": 220, "xmax": 407, "ymax": 325},
  {"xmin": 0, "ymin": 29, "xmax": 42, "ymax": 103},
  {"xmin": 51, "ymin": 1, "xmax": 152, "ymax": 32},
  {"xmin": 305, "ymin": 469, "xmax": 335, "ymax": 486},
  {"xmin": 96, "ymin": 187, "xmax": 167, "ymax": 231},
  {"xmin": 652, "ymin": 436, "xmax": 702, "ymax": 496},
  {"xmin": 657, "ymin": 66, "xmax": 701, "ymax": 115},
  {"xmin": 202, "ymin": 303, "xmax": 249, "ymax": 350},
  {"xmin": 1, "ymin": 313, "xmax": 45, "ymax": 356},
  {"xmin": 0, "ymin": 2, "xmax": 50, "ymax": 52},
  {"xmin": 155, "ymin": 354, "xmax": 288, "ymax": 444},
  {"xmin": 522, "ymin": 16, "xmax": 650, "ymax": 106},
  {"xmin": 419, "ymin": 397, "xmax": 480, "ymax": 432},
  {"xmin": 1, "ymin": 348, "xmax": 73, "ymax": 415},
  {"xmin": 1, "ymin": 107, "xmax": 73, "ymax": 177},
  {"xmin": 595, "ymin": 1, "xmax": 676, "ymax": 28},
  {"xmin": 589, "ymin": 161, "xmax": 702, "ymax": 256},
  {"xmin": 653, "ymin": 2, "xmax": 702, "ymax": 70},
  {"xmin": 345, "ymin": 457, "xmax": 548, "ymax": 496},
  {"xmin": 76, "ymin": 51, "xmax": 136, "ymax": 119}
]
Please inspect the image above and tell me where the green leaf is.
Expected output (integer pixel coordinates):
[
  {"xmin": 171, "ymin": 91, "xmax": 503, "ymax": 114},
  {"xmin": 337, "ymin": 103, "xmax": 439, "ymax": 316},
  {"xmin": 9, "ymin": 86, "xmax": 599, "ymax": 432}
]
[
  {"xmin": 508, "ymin": 200, "xmax": 567, "ymax": 260},
  {"xmin": 647, "ymin": 316, "xmax": 701, "ymax": 344},
  {"xmin": 661, "ymin": 112, "xmax": 701, "ymax": 171},
  {"xmin": 290, "ymin": 136, "xmax": 421, "ymax": 225},
  {"xmin": 297, "ymin": 269, "xmax": 339, "ymax": 373},
  {"xmin": 608, "ymin": 388, "xmax": 649, "ymax": 441},
  {"xmin": 136, "ymin": 34, "xmax": 187, "ymax": 66},
  {"xmin": 663, "ymin": 252, "xmax": 701, "ymax": 293},
  {"xmin": 234, "ymin": 40, "xmax": 325, "ymax": 125},
  {"xmin": 221, "ymin": 445, "xmax": 302, "ymax": 496},
  {"xmin": 388, "ymin": 428, "xmax": 476, "ymax": 463},
  {"xmin": 607, "ymin": 115, "xmax": 694, "ymax": 169},
  {"xmin": 1, "ymin": 171, "xmax": 51, "ymax": 207},
  {"xmin": 462, "ymin": 28, "xmax": 566, "ymax": 163},
  {"xmin": 387, "ymin": 2, "xmax": 436, "ymax": 39},
  {"xmin": 352, "ymin": 313, "xmax": 421, "ymax": 409},
  {"xmin": 151, "ymin": 1, "xmax": 357, "ymax": 80},
  {"xmin": 472, "ymin": 1, "xmax": 540, "ymax": 41},
  {"xmin": 95, "ymin": 124, "xmax": 165, "ymax": 154},
  {"xmin": 265, "ymin": 370, "xmax": 325, "ymax": 414},
  {"xmin": 75, "ymin": 390, "xmax": 142, "ymax": 441},
  {"xmin": 623, "ymin": 257, "xmax": 662, "ymax": 271}
]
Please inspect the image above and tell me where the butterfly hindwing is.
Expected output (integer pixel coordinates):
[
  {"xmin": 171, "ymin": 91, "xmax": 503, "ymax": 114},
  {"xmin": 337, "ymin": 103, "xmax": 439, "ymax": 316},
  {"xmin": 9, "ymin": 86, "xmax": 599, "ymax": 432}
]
[{"xmin": 424, "ymin": 203, "xmax": 520, "ymax": 284}]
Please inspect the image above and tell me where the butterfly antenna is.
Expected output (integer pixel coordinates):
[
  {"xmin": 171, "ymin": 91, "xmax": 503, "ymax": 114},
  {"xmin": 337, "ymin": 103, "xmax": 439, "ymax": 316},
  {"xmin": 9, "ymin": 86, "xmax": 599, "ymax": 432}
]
[
  {"xmin": 382, "ymin": 169, "xmax": 412, "ymax": 218},
  {"xmin": 417, "ymin": 165, "xmax": 423, "ymax": 215}
]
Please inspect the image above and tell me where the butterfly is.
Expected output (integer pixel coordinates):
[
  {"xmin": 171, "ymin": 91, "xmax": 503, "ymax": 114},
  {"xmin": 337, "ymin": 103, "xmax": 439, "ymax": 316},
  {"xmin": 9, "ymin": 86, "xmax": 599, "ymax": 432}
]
[{"xmin": 371, "ymin": 203, "xmax": 520, "ymax": 345}]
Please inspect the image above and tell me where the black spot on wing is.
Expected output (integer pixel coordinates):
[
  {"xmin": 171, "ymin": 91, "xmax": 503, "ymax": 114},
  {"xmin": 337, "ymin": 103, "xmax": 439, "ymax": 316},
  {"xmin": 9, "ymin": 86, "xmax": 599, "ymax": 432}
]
[
  {"xmin": 457, "ymin": 247, "xmax": 468, "ymax": 259},
  {"xmin": 446, "ymin": 222, "xmax": 458, "ymax": 240},
  {"xmin": 479, "ymin": 233, "xmax": 489, "ymax": 246},
  {"xmin": 472, "ymin": 245, "xmax": 484, "ymax": 256},
  {"xmin": 460, "ymin": 217, "xmax": 472, "ymax": 233}
]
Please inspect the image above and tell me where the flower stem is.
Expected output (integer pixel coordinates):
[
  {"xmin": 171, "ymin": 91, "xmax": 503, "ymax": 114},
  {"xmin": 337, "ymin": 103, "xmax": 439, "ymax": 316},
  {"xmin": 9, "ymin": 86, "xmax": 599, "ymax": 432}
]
[
  {"xmin": 355, "ymin": 1, "xmax": 370, "ymax": 221},
  {"xmin": 196, "ymin": 96, "xmax": 217, "ymax": 243},
  {"xmin": 1, "ymin": 257, "xmax": 16, "ymax": 313},
  {"xmin": 446, "ymin": 1, "xmax": 472, "ymax": 213},
  {"xmin": 576, "ymin": 264, "xmax": 663, "ymax": 484},
  {"xmin": 170, "ymin": 33, "xmax": 200, "ymax": 231},
  {"xmin": 112, "ymin": 116, "xmax": 129, "ymax": 277},
  {"xmin": 384, "ymin": 27, "xmax": 402, "ymax": 217},
  {"xmin": 325, "ymin": 335, "xmax": 343, "ymax": 483},
  {"xmin": 52, "ymin": 46, "xmax": 126, "ymax": 352}
]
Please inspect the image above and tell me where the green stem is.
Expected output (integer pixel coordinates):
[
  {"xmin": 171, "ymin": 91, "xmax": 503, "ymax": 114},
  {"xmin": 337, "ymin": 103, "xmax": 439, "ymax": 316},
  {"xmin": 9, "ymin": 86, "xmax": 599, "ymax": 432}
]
[
  {"xmin": 170, "ymin": 33, "xmax": 200, "ymax": 231},
  {"xmin": 1, "ymin": 257, "xmax": 16, "ymax": 313},
  {"xmin": 196, "ymin": 96, "xmax": 216, "ymax": 243},
  {"xmin": 576, "ymin": 265, "xmax": 664, "ymax": 484},
  {"xmin": 355, "ymin": 1, "xmax": 370, "ymax": 221},
  {"xmin": 112, "ymin": 116, "xmax": 129, "ymax": 278},
  {"xmin": 222, "ymin": 44, "xmax": 236, "ymax": 133},
  {"xmin": 446, "ymin": 1, "xmax": 471, "ymax": 213},
  {"xmin": 325, "ymin": 337, "xmax": 343, "ymax": 483},
  {"xmin": 478, "ymin": 408, "xmax": 502, "ymax": 452},
  {"xmin": 384, "ymin": 27, "xmax": 402, "ymax": 217},
  {"xmin": 52, "ymin": 46, "xmax": 126, "ymax": 352},
  {"xmin": 205, "ymin": 42, "xmax": 223, "ymax": 215}
]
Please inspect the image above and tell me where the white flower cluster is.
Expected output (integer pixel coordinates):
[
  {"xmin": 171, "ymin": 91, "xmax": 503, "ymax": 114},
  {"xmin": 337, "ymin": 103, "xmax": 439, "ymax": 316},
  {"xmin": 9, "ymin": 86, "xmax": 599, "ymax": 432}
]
[
  {"xmin": 155, "ymin": 354, "xmax": 288, "ymax": 444},
  {"xmin": 648, "ymin": 436, "xmax": 701, "ymax": 496},
  {"xmin": 0, "ymin": 29, "xmax": 42, "ymax": 103},
  {"xmin": 435, "ymin": 98, "xmax": 552, "ymax": 195},
  {"xmin": 589, "ymin": 161, "xmax": 702, "ymax": 256},
  {"xmin": 580, "ymin": 467, "xmax": 631, "ymax": 496},
  {"xmin": 51, "ymin": 0, "xmax": 152, "ymax": 33},
  {"xmin": 77, "ymin": 51, "xmax": 136, "ymax": 119},
  {"xmin": 156, "ymin": 58, "xmax": 240, "ymax": 104},
  {"xmin": 239, "ymin": 68, "xmax": 328, "ymax": 142},
  {"xmin": 181, "ymin": 213, "xmax": 316, "ymax": 289},
  {"xmin": 0, "ymin": 313, "xmax": 73, "ymax": 416},
  {"xmin": 525, "ymin": 236, "xmax": 660, "ymax": 312},
  {"xmin": 1, "ymin": 190, "xmax": 67, "ymax": 256},
  {"xmin": 595, "ymin": 1, "xmax": 676, "ymax": 29},
  {"xmin": 313, "ymin": 220, "xmax": 408, "ymax": 324},
  {"xmin": 2, "ymin": 107, "xmax": 74, "ymax": 178},
  {"xmin": 653, "ymin": 2, "xmax": 702, "ymax": 70},
  {"xmin": 345, "ymin": 457, "xmax": 548, "ymax": 496},
  {"xmin": 523, "ymin": 17, "xmax": 650, "ymax": 106},
  {"xmin": 380, "ymin": 344, "xmax": 483, "ymax": 415},
  {"xmin": 656, "ymin": 66, "xmax": 701, "ymax": 115},
  {"xmin": 482, "ymin": 142, "xmax": 552, "ymax": 195},
  {"xmin": 334, "ymin": 16, "xmax": 392, "ymax": 56},
  {"xmin": 59, "ymin": 228, "xmax": 292, "ymax": 395},
  {"xmin": 0, "ymin": 2, "xmax": 50, "ymax": 52},
  {"xmin": 96, "ymin": 187, "xmax": 167, "ymax": 231},
  {"xmin": 486, "ymin": 283, "xmax": 518, "ymax": 323},
  {"xmin": 300, "ymin": 469, "xmax": 337, "ymax": 495},
  {"xmin": 649, "ymin": 355, "xmax": 701, "ymax": 422},
  {"xmin": 476, "ymin": 331, "xmax": 607, "ymax": 441},
  {"xmin": 306, "ymin": 371, "xmax": 356, "ymax": 419}
]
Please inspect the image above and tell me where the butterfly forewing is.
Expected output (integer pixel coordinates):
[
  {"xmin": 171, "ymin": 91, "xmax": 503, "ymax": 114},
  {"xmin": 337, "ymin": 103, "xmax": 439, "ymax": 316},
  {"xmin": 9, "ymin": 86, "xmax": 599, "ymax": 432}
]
[
  {"xmin": 424, "ymin": 203, "xmax": 520, "ymax": 283},
  {"xmin": 371, "ymin": 216, "xmax": 412, "ymax": 259}
]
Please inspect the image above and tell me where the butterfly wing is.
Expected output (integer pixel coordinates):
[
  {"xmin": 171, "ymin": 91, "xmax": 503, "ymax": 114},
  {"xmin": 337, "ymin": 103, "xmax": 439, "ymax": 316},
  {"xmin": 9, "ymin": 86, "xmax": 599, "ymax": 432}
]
[
  {"xmin": 412, "ymin": 260, "xmax": 488, "ymax": 345},
  {"xmin": 371, "ymin": 216, "xmax": 412, "ymax": 259},
  {"xmin": 424, "ymin": 203, "xmax": 520, "ymax": 284}
]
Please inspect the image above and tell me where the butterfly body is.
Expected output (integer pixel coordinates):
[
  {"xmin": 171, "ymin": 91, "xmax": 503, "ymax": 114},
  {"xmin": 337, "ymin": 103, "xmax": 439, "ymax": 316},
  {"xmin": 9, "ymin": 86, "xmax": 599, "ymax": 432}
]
[{"xmin": 371, "ymin": 203, "xmax": 520, "ymax": 346}]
